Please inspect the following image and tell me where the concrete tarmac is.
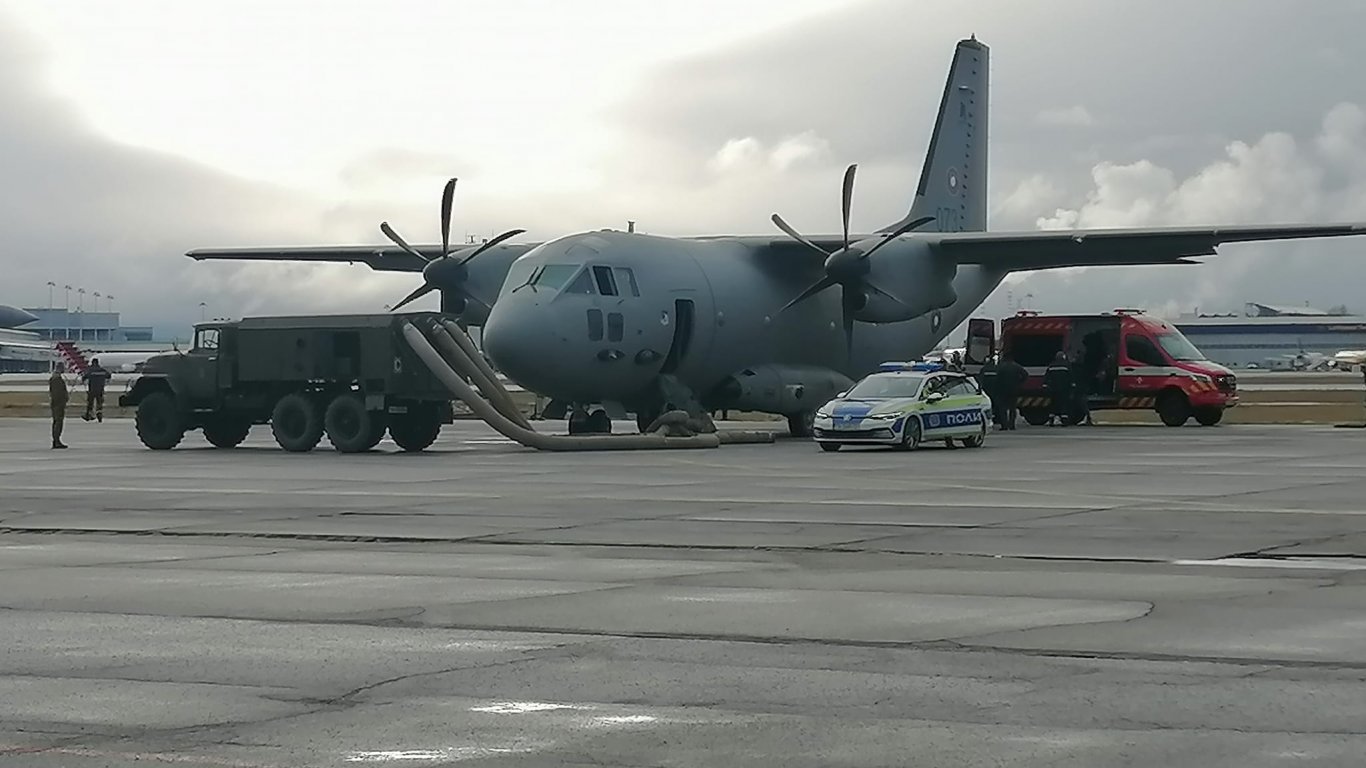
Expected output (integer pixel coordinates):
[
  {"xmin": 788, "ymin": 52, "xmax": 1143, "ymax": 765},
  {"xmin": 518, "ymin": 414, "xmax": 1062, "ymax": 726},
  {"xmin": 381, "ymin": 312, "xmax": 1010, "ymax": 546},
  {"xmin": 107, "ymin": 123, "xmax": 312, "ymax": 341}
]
[{"xmin": 2, "ymin": 417, "xmax": 1366, "ymax": 767}]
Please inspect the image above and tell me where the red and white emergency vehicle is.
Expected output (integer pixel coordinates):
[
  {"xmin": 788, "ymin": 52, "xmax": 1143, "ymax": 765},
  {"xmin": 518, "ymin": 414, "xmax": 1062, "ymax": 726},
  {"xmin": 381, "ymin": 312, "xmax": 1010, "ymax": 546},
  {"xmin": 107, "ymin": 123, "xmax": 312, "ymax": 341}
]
[{"xmin": 962, "ymin": 309, "xmax": 1238, "ymax": 426}]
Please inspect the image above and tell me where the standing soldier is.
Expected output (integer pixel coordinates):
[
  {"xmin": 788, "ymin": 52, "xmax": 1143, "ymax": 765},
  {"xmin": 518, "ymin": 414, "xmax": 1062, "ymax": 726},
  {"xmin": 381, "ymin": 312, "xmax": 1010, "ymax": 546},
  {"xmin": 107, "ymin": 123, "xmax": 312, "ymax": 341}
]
[
  {"xmin": 976, "ymin": 354, "xmax": 1002, "ymax": 428},
  {"xmin": 81, "ymin": 357, "xmax": 111, "ymax": 423},
  {"xmin": 996, "ymin": 352, "xmax": 1028, "ymax": 430},
  {"xmin": 1044, "ymin": 351, "xmax": 1073, "ymax": 425},
  {"xmin": 49, "ymin": 362, "xmax": 69, "ymax": 449}
]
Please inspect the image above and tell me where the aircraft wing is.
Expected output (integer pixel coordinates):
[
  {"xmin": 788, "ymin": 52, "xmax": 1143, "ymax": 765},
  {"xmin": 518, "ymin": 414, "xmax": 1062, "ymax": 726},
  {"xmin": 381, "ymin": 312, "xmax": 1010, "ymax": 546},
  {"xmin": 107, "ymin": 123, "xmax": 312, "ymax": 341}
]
[
  {"xmin": 185, "ymin": 245, "xmax": 435, "ymax": 273},
  {"xmin": 929, "ymin": 222, "xmax": 1366, "ymax": 270}
]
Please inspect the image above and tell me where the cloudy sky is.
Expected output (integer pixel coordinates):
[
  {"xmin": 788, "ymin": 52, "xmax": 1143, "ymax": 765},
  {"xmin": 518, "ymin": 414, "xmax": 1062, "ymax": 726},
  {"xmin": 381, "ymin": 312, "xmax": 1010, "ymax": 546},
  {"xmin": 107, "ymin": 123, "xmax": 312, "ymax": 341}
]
[{"xmin": 2, "ymin": 0, "xmax": 1364, "ymax": 338}]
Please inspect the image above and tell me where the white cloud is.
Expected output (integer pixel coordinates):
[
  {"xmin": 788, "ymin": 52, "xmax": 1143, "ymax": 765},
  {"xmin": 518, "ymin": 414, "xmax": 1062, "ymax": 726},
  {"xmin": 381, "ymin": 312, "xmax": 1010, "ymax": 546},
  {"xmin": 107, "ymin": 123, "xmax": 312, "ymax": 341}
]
[
  {"xmin": 706, "ymin": 131, "xmax": 831, "ymax": 175},
  {"xmin": 1034, "ymin": 105, "xmax": 1096, "ymax": 128}
]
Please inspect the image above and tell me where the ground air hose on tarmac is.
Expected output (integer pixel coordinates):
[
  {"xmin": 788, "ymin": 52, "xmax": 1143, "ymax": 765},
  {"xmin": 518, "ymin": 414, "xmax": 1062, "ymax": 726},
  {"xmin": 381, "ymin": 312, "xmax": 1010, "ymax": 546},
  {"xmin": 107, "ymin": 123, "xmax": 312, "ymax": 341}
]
[{"xmin": 402, "ymin": 320, "xmax": 774, "ymax": 451}]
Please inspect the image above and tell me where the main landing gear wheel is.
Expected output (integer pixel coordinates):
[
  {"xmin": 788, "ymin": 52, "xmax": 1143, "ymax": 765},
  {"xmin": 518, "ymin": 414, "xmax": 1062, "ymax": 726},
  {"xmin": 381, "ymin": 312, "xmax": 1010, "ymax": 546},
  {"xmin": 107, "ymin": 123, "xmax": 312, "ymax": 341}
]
[
  {"xmin": 1021, "ymin": 407, "xmax": 1050, "ymax": 427},
  {"xmin": 787, "ymin": 411, "xmax": 815, "ymax": 438}
]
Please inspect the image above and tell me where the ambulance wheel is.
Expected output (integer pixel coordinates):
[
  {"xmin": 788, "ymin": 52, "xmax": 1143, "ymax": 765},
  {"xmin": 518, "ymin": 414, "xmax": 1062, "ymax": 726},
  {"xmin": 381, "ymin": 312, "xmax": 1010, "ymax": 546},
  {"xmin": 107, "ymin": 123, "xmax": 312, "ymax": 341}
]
[
  {"xmin": 819, "ymin": 442, "xmax": 841, "ymax": 452},
  {"xmin": 898, "ymin": 418, "xmax": 922, "ymax": 451},
  {"xmin": 1194, "ymin": 407, "xmax": 1224, "ymax": 426},
  {"xmin": 1157, "ymin": 392, "xmax": 1191, "ymax": 427},
  {"xmin": 961, "ymin": 421, "xmax": 987, "ymax": 448},
  {"xmin": 1021, "ymin": 407, "xmax": 1050, "ymax": 426}
]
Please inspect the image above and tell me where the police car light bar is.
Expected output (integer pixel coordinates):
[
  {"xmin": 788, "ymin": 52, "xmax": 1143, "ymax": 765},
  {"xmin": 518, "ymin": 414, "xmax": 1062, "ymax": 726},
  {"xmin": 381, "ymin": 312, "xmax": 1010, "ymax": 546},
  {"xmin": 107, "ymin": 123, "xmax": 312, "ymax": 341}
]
[{"xmin": 878, "ymin": 361, "xmax": 944, "ymax": 372}]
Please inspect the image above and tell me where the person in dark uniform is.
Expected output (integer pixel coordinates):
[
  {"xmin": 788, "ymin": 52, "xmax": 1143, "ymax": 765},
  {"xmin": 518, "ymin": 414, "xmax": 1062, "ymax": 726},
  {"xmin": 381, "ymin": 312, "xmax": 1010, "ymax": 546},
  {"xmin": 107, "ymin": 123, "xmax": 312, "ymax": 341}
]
[
  {"xmin": 1044, "ymin": 351, "xmax": 1073, "ymax": 425},
  {"xmin": 976, "ymin": 354, "xmax": 1002, "ymax": 427},
  {"xmin": 81, "ymin": 358, "xmax": 111, "ymax": 423},
  {"xmin": 996, "ymin": 353, "xmax": 1028, "ymax": 430},
  {"xmin": 49, "ymin": 363, "xmax": 69, "ymax": 449},
  {"xmin": 1070, "ymin": 350, "xmax": 1094, "ymax": 425}
]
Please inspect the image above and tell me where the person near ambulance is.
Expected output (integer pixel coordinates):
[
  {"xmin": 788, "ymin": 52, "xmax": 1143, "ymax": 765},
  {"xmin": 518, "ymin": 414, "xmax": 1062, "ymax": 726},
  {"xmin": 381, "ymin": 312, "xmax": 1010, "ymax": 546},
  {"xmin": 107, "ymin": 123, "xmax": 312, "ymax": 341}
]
[
  {"xmin": 1044, "ymin": 352, "xmax": 1073, "ymax": 425},
  {"xmin": 975, "ymin": 355, "xmax": 1001, "ymax": 427},
  {"xmin": 995, "ymin": 353, "xmax": 1028, "ymax": 430}
]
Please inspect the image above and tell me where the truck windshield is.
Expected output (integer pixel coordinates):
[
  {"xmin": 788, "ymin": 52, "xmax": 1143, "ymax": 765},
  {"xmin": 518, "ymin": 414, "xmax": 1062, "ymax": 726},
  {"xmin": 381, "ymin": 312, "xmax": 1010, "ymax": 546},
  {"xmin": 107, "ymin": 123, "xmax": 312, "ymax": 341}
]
[
  {"xmin": 1156, "ymin": 331, "xmax": 1206, "ymax": 361},
  {"xmin": 845, "ymin": 373, "xmax": 926, "ymax": 399}
]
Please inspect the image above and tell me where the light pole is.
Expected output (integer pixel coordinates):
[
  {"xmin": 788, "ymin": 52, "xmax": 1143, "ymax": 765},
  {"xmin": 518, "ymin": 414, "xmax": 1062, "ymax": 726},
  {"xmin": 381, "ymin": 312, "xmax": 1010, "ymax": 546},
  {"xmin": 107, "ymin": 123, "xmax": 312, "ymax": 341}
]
[
  {"xmin": 47, "ymin": 281, "xmax": 55, "ymax": 308},
  {"xmin": 107, "ymin": 294, "xmax": 114, "ymax": 314},
  {"xmin": 199, "ymin": 302, "xmax": 206, "ymax": 321}
]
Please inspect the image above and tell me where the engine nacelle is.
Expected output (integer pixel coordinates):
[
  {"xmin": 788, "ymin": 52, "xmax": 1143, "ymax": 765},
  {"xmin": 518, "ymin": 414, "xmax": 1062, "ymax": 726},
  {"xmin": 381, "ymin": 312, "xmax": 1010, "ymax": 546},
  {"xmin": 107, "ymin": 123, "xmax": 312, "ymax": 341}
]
[
  {"xmin": 856, "ymin": 240, "xmax": 958, "ymax": 323},
  {"xmin": 708, "ymin": 365, "xmax": 854, "ymax": 415}
]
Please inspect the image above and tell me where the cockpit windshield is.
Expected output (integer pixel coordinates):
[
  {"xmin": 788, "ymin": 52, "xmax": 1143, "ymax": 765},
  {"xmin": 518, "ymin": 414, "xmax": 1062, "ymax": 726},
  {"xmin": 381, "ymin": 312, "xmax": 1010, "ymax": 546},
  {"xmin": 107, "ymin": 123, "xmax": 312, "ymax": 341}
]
[
  {"xmin": 530, "ymin": 264, "xmax": 583, "ymax": 291},
  {"xmin": 1156, "ymin": 331, "xmax": 1206, "ymax": 361},
  {"xmin": 844, "ymin": 373, "xmax": 926, "ymax": 399}
]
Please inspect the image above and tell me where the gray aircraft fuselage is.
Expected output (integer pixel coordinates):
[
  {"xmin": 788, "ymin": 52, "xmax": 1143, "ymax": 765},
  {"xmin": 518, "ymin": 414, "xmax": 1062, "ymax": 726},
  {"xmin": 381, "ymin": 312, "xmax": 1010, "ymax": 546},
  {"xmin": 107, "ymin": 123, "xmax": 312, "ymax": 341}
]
[{"xmin": 482, "ymin": 230, "xmax": 1004, "ymax": 409}]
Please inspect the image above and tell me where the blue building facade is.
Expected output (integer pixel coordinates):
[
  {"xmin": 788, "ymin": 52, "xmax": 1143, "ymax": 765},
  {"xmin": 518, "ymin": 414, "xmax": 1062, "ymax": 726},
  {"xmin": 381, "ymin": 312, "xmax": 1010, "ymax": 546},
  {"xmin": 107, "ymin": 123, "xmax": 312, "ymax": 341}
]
[{"xmin": 19, "ymin": 308, "xmax": 154, "ymax": 343}]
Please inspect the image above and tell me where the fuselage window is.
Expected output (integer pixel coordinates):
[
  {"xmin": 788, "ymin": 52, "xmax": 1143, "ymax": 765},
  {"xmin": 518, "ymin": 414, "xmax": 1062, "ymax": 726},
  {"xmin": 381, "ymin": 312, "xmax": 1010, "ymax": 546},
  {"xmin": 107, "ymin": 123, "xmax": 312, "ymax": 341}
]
[
  {"xmin": 563, "ymin": 269, "xmax": 595, "ymax": 294},
  {"xmin": 613, "ymin": 267, "xmax": 639, "ymax": 297},
  {"xmin": 607, "ymin": 312, "xmax": 624, "ymax": 342},
  {"xmin": 587, "ymin": 309, "xmax": 604, "ymax": 341},
  {"xmin": 592, "ymin": 265, "xmax": 618, "ymax": 296}
]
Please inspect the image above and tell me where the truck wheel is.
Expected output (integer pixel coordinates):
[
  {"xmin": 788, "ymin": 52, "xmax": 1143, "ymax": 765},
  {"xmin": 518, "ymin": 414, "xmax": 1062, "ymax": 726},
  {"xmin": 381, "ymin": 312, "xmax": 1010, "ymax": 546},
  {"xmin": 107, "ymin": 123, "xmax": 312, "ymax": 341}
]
[
  {"xmin": 362, "ymin": 415, "xmax": 388, "ymax": 451},
  {"xmin": 390, "ymin": 411, "xmax": 441, "ymax": 452},
  {"xmin": 135, "ymin": 391, "xmax": 185, "ymax": 450},
  {"xmin": 1194, "ymin": 407, "xmax": 1224, "ymax": 426},
  {"xmin": 324, "ymin": 394, "xmax": 380, "ymax": 453},
  {"xmin": 1021, "ymin": 408, "xmax": 1050, "ymax": 427},
  {"xmin": 1157, "ymin": 392, "xmax": 1191, "ymax": 427},
  {"xmin": 271, "ymin": 393, "xmax": 323, "ymax": 452},
  {"xmin": 203, "ymin": 417, "xmax": 251, "ymax": 449}
]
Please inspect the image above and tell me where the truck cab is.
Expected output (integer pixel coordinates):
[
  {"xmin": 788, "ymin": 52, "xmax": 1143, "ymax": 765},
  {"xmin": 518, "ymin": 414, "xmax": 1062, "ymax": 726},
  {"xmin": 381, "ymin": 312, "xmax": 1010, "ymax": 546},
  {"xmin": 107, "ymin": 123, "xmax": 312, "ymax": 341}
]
[{"xmin": 963, "ymin": 309, "xmax": 1238, "ymax": 426}]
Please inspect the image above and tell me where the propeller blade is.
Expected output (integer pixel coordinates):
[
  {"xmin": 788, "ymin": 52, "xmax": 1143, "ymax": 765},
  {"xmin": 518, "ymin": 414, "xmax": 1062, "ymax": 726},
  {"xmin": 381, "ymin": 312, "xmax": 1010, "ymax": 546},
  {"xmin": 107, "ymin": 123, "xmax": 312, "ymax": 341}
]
[
  {"xmin": 863, "ymin": 279, "xmax": 909, "ymax": 307},
  {"xmin": 861, "ymin": 215, "xmax": 936, "ymax": 260},
  {"xmin": 390, "ymin": 283, "xmax": 436, "ymax": 312},
  {"xmin": 840, "ymin": 163, "xmax": 857, "ymax": 252},
  {"xmin": 841, "ymin": 290, "xmax": 857, "ymax": 366},
  {"xmin": 779, "ymin": 274, "xmax": 838, "ymax": 312},
  {"xmin": 439, "ymin": 177, "xmax": 457, "ymax": 258},
  {"xmin": 380, "ymin": 222, "xmax": 434, "ymax": 263},
  {"xmin": 770, "ymin": 213, "xmax": 830, "ymax": 259},
  {"xmin": 456, "ymin": 227, "xmax": 527, "ymax": 267}
]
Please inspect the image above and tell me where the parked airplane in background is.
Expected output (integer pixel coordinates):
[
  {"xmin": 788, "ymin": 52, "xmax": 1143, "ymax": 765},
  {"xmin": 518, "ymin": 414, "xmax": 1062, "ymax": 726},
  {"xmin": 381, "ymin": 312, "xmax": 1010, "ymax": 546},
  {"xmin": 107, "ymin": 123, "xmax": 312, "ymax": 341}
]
[
  {"xmin": 0, "ymin": 304, "xmax": 38, "ymax": 329},
  {"xmin": 188, "ymin": 37, "xmax": 1366, "ymax": 435}
]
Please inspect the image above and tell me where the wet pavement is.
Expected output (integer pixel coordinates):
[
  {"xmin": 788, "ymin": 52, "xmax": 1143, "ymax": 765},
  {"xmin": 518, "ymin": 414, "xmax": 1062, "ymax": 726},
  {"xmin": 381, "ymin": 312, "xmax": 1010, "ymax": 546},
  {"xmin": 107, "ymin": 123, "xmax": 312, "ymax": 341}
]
[{"xmin": 2, "ymin": 418, "xmax": 1365, "ymax": 767}]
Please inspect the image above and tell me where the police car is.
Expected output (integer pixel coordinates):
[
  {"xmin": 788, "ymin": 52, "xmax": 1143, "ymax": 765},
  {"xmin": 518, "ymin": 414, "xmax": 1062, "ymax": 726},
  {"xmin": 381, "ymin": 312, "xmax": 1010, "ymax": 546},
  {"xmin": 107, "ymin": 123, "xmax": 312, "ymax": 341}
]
[{"xmin": 812, "ymin": 362, "xmax": 993, "ymax": 452}]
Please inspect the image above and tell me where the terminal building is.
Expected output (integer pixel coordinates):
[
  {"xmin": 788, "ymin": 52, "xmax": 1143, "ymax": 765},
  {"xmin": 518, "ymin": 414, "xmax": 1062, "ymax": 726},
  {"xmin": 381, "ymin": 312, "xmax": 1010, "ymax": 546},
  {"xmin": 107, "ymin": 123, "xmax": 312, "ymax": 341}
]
[
  {"xmin": 1172, "ymin": 303, "xmax": 1366, "ymax": 369},
  {"xmin": 0, "ymin": 306, "xmax": 171, "ymax": 373},
  {"xmin": 19, "ymin": 308, "xmax": 155, "ymax": 343}
]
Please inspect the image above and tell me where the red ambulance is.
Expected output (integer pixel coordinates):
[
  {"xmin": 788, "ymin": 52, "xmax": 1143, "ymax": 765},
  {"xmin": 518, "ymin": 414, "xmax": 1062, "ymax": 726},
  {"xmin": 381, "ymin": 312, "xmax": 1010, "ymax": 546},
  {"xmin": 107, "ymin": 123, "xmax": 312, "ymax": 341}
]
[{"xmin": 962, "ymin": 309, "xmax": 1238, "ymax": 426}]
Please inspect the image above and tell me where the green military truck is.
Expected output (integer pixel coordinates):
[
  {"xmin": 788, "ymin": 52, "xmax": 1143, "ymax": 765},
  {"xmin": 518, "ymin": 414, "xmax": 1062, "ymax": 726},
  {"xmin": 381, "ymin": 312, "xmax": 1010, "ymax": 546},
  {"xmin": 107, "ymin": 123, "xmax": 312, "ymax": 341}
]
[{"xmin": 119, "ymin": 312, "xmax": 457, "ymax": 452}]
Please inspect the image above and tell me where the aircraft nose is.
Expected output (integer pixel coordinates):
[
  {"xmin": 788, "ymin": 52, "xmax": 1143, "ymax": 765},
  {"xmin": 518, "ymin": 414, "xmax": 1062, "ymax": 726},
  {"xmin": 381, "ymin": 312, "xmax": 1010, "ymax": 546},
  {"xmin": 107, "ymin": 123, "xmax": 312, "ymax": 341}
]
[{"xmin": 481, "ymin": 301, "xmax": 548, "ymax": 393}]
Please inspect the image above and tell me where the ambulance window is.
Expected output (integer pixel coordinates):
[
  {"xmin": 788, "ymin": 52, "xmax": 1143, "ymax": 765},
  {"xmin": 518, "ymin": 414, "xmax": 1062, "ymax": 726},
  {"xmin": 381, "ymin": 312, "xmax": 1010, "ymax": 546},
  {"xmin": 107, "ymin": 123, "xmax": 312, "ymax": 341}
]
[{"xmin": 1126, "ymin": 335, "xmax": 1166, "ymax": 367}]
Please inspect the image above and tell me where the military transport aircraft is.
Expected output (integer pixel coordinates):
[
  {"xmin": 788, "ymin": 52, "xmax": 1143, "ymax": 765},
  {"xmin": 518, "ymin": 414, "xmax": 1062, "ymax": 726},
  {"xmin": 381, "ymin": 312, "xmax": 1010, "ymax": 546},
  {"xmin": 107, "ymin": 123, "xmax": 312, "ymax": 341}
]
[{"xmin": 188, "ymin": 37, "xmax": 1366, "ymax": 436}]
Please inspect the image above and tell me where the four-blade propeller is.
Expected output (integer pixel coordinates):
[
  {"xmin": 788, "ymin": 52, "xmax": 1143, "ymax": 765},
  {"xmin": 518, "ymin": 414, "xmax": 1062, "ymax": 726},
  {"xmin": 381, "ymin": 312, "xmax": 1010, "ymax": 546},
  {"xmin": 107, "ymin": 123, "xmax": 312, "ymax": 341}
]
[
  {"xmin": 381, "ymin": 177, "xmax": 525, "ymax": 313},
  {"xmin": 770, "ymin": 163, "xmax": 935, "ymax": 360}
]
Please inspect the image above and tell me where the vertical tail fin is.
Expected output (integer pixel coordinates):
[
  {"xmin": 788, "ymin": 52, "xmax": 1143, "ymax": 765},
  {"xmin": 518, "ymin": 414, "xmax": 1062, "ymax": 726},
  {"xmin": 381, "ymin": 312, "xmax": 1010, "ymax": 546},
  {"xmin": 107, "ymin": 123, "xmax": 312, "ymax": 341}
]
[{"xmin": 885, "ymin": 37, "xmax": 989, "ymax": 234}]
